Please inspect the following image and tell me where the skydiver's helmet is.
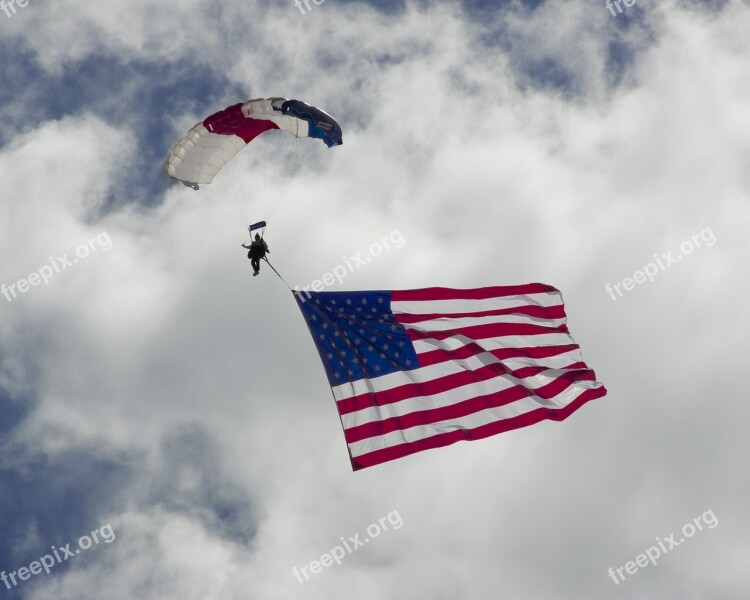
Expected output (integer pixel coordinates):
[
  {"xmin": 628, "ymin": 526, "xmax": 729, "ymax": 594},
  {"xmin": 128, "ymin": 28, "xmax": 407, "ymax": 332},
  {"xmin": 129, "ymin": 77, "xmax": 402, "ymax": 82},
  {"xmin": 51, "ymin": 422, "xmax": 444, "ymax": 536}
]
[{"xmin": 254, "ymin": 234, "xmax": 261, "ymax": 241}]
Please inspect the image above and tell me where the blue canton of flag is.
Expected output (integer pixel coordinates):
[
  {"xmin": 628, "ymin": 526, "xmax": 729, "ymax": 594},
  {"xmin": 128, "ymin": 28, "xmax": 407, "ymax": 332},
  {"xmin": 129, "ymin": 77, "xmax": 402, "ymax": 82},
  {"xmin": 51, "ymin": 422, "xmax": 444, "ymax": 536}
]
[{"xmin": 295, "ymin": 291, "xmax": 419, "ymax": 385}]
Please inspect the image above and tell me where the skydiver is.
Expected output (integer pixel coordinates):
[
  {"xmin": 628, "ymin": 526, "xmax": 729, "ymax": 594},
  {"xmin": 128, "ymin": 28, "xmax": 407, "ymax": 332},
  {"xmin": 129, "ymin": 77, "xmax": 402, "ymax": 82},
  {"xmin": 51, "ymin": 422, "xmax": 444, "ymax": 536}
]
[{"xmin": 242, "ymin": 233, "xmax": 270, "ymax": 276}]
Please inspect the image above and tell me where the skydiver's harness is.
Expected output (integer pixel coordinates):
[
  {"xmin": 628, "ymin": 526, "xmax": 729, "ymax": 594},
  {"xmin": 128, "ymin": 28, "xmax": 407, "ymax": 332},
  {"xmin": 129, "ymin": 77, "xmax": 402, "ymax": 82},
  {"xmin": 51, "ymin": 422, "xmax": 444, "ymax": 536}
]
[
  {"xmin": 249, "ymin": 240, "xmax": 267, "ymax": 258},
  {"xmin": 246, "ymin": 222, "xmax": 289, "ymax": 289}
]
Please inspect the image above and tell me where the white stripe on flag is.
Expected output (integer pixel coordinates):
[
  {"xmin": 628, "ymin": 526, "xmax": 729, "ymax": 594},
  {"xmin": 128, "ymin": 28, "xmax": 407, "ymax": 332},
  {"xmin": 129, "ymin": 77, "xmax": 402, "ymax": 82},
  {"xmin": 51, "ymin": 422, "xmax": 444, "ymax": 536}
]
[
  {"xmin": 499, "ymin": 350, "xmax": 586, "ymax": 371},
  {"xmin": 411, "ymin": 332, "xmax": 576, "ymax": 355},
  {"xmin": 332, "ymin": 346, "xmax": 584, "ymax": 403},
  {"xmin": 347, "ymin": 381, "xmax": 603, "ymax": 458},
  {"xmin": 391, "ymin": 292, "xmax": 562, "ymax": 315},
  {"xmin": 401, "ymin": 314, "xmax": 568, "ymax": 331},
  {"xmin": 340, "ymin": 367, "xmax": 594, "ymax": 430}
]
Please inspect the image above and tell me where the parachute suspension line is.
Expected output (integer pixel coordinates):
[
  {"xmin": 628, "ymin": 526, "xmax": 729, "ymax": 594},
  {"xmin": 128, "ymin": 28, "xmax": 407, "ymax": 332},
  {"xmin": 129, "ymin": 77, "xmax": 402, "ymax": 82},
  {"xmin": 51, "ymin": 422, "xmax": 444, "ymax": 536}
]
[
  {"xmin": 227, "ymin": 153, "xmax": 240, "ymax": 223},
  {"xmin": 263, "ymin": 135, "xmax": 268, "ymax": 217},
  {"xmin": 228, "ymin": 152, "xmax": 248, "ymax": 225},
  {"xmin": 267, "ymin": 141, "xmax": 314, "ymax": 221},
  {"xmin": 232, "ymin": 150, "xmax": 246, "ymax": 224},
  {"xmin": 197, "ymin": 158, "xmax": 247, "ymax": 228},
  {"xmin": 164, "ymin": 96, "xmax": 342, "ymax": 229},
  {"xmin": 262, "ymin": 257, "xmax": 291, "ymax": 290},
  {"xmin": 271, "ymin": 132, "xmax": 295, "ymax": 215},
  {"xmin": 204, "ymin": 161, "xmax": 245, "ymax": 226},
  {"xmin": 208, "ymin": 196, "xmax": 248, "ymax": 228},
  {"xmin": 222, "ymin": 203, "xmax": 247, "ymax": 227},
  {"xmin": 239, "ymin": 147, "xmax": 254, "ymax": 225}
]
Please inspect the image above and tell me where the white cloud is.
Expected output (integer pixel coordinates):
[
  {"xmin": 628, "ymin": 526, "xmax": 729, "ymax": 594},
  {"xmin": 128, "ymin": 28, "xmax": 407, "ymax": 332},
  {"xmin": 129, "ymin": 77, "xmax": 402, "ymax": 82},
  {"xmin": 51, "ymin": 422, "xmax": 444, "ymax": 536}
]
[{"xmin": 2, "ymin": 1, "xmax": 749, "ymax": 598}]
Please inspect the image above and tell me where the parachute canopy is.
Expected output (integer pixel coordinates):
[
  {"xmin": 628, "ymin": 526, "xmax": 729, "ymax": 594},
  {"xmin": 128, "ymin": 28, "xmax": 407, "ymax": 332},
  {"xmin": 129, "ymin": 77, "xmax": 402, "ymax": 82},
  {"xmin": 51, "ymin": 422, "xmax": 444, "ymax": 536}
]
[{"xmin": 164, "ymin": 97, "xmax": 343, "ymax": 189}]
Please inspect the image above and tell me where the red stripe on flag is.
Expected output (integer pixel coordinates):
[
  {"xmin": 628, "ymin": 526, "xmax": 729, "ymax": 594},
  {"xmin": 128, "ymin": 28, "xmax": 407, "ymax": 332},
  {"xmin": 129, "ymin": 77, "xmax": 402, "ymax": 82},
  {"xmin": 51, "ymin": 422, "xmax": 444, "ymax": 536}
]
[
  {"xmin": 391, "ymin": 284, "xmax": 559, "ymax": 302},
  {"xmin": 404, "ymin": 322, "xmax": 569, "ymax": 341},
  {"xmin": 344, "ymin": 370, "xmax": 597, "ymax": 443},
  {"xmin": 337, "ymin": 362, "xmax": 594, "ymax": 415},
  {"xmin": 350, "ymin": 386, "xmax": 607, "ymax": 470},
  {"xmin": 415, "ymin": 342, "xmax": 580, "ymax": 368},
  {"xmin": 394, "ymin": 303, "xmax": 567, "ymax": 324}
]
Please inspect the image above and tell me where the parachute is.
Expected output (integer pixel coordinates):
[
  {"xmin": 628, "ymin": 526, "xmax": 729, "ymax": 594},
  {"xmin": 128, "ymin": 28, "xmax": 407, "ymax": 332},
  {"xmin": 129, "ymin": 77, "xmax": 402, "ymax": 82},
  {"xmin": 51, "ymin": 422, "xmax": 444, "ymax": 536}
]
[
  {"xmin": 164, "ymin": 97, "xmax": 342, "ymax": 233},
  {"xmin": 164, "ymin": 97, "xmax": 342, "ymax": 189}
]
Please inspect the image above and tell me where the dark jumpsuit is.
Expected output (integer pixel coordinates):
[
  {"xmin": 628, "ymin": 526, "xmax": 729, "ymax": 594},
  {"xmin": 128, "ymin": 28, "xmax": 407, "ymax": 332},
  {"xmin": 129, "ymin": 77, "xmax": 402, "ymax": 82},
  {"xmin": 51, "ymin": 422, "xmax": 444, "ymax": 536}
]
[{"xmin": 247, "ymin": 239, "xmax": 269, "ymax": 274}]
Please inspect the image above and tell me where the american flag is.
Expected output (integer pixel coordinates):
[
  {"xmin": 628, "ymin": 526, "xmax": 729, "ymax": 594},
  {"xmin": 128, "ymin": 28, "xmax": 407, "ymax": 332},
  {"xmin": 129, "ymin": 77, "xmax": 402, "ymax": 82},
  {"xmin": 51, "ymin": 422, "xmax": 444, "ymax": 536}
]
[{"xmin": 295, "ymin": 284, "xmax": 607, "ymax": 470}]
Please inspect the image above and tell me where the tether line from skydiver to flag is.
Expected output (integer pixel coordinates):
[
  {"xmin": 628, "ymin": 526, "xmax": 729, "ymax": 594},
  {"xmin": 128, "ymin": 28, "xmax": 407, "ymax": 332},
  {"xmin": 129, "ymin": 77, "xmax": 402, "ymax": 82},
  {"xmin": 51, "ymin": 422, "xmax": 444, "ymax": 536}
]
[{"xmin": 262, "ymin": 257, "xmax": 290, "ymax": 290}]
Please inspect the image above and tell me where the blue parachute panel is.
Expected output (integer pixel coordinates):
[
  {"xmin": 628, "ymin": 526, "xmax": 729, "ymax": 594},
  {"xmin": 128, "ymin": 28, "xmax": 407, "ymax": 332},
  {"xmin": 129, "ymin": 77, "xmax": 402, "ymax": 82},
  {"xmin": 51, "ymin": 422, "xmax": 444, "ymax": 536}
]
[{"xmin": 281, "ymin": 100, "xmax": 343, "ymax": 148}]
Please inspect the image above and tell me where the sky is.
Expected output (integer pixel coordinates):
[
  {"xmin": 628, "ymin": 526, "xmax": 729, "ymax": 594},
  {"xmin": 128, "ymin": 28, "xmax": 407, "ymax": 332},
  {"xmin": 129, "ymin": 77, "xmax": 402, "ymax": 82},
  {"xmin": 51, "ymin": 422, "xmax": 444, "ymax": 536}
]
[{"xmin": 0, "ymin": 0, "xmax": 748, "ymax": 598}]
